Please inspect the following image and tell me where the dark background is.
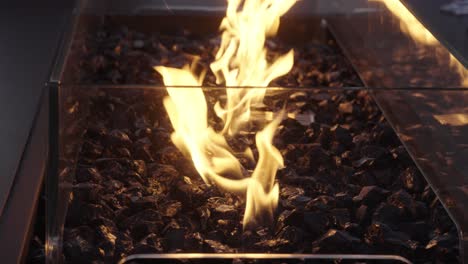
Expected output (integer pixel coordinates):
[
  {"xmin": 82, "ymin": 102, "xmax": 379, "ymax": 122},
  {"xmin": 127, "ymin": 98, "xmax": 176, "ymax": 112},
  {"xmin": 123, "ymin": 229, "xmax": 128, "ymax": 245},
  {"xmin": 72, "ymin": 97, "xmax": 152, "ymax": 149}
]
[{"xmin": 0, "ymin": 2, "xmax": 74, "ymax": 262}]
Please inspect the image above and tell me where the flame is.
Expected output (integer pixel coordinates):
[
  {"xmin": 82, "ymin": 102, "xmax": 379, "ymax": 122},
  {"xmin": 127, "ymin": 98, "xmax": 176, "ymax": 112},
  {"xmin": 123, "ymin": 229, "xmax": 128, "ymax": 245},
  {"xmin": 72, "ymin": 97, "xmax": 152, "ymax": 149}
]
[
  {"xmin": 374, "ymin": 0, "xmax": 468, "ymax": 86},
  {"xmin": 155, "ymin": 64, "xmax": 251, "ymax": 194},
  {"xmin": 243, "ymin": 112, "xmax": 284, "ymax": 228},
  {"xmin": 374, "ymin": 0, "xmax": 437, "ymax": 46},
  {"xmin": 154, "ymin": 0, "xmax": 296, "ymax": 229},
  {"xmin": 211, "ymin": 0, "xmax": 296, "ymax": 135}
]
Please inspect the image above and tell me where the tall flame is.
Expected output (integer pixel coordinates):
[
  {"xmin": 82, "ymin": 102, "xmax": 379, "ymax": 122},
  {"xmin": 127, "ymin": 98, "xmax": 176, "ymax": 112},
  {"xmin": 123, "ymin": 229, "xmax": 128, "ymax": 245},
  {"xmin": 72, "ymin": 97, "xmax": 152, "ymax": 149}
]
[
  {"xmin": 243, "ymin": 113, "xmax": 284, "ymax": 228},
  {"xmin": 374, "ymin": 0, "xmax": 468, "ymax": 86},
  {"xmin": 155, "ymin": 64, "xmax": 251, "ymax": 194},
  {"xmin": 211, "ymin": 0, "xmax": 296, "ymax": 135},
  {"xmin": 154, "ymin": 0, "xmax": 296, "ymax": 228}
]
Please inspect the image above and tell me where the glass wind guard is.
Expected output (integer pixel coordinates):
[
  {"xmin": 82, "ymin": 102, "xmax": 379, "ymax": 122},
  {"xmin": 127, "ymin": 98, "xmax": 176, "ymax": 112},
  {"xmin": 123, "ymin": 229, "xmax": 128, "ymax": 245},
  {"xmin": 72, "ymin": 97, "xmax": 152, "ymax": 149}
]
[
  {"xmin": 47, "ymin": 85, "xmax": 462, "ymax": 264},
  {"xmin": 46, "ymin": 1, "xmax": 467, "ymax": 263}
]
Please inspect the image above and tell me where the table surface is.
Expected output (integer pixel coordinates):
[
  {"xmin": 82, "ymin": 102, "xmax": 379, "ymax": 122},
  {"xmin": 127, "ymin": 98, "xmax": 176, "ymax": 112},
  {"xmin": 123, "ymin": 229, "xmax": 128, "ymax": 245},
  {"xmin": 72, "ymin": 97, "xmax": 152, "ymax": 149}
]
[{"xmin": 0, "ymin": 2, "xmax": 74, "ymax": 218}]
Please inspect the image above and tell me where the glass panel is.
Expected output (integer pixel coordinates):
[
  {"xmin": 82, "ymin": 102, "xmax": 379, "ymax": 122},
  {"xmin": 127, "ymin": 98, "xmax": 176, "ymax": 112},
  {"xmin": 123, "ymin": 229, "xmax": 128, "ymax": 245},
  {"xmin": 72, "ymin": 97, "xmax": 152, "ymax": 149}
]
[
  {"xmin": 47, "ymin": 85, "xmax": 462, "ymax": 264},
  {"xmin": 46, "ymin": 0, "xmax": 467, "ymax": 263},
  {"xmin": 51, "ymin": 0, "xmax": 468, "ymax": 88},
  {"xmin": 47, "ymin": 84, "xmax": 90, "ymax": 263},
  {"xmin": 50, "ymin": 0, "xmax": 366, "ymax": 87},
  {"xmin": 372, "ymin": 88, "xmax": 468, "ymax": 260},
  {"xmin": 328, "ymin": 0, "xmax": 468, "ymax": 88}
]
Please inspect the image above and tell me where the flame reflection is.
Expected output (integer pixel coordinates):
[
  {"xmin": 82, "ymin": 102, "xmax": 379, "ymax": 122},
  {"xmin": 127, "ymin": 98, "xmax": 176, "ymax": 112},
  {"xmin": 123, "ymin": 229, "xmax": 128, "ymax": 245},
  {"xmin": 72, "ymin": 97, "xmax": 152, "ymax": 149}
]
[{"xmin": 374, "ymin": 0, "xmax": 468, "ymax": 86}]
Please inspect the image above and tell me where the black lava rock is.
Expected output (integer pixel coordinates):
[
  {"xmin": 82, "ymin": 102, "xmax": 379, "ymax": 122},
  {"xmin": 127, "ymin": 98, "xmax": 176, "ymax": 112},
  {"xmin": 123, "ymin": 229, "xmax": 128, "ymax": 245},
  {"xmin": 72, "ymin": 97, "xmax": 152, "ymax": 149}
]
[
  {"xmin": 312, "ymin": 229, "xmax": 361, "ymax": 254},
  {"xmin": 353, "ymin": 186, "xmax": 390, "ymax": 208}
]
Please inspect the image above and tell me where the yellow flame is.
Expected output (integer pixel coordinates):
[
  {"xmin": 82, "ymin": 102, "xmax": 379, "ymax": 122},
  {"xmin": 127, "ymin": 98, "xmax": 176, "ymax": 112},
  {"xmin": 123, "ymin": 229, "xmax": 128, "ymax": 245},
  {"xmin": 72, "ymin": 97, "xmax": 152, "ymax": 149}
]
[
  {"xmin": 374, "ymin": 0, "xmax": 468, "ymax": 86},
  {"xmin": 243, "ymin": 112, "xmax": 284, "ymax": 228},
  {"xmin": 211, "ymin": 0, "xmax": 296, "ymax": 135},
  {"xmin": 154, "ymin": 0, "xmax": 296, "ymax": 229},
  {"xmin": 155, "ymin": 64, "xmax": 251, "ymax": 194}
]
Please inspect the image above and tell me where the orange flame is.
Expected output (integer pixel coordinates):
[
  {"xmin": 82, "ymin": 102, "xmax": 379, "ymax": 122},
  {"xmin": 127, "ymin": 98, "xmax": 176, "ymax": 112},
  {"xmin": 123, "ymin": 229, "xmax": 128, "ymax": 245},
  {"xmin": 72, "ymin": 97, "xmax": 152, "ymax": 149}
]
[{"xmin": 154, "ymin": 0, "xmax": 296, "ymax": 228}]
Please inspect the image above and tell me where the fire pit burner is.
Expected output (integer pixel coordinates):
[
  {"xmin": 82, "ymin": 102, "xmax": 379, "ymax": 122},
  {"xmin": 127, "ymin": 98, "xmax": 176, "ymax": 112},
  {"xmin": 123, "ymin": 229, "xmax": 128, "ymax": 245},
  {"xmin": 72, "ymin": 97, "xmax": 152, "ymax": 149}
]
[{"xmin": 36, "ymin": 1, "xmax": 465, "ymax": 263}]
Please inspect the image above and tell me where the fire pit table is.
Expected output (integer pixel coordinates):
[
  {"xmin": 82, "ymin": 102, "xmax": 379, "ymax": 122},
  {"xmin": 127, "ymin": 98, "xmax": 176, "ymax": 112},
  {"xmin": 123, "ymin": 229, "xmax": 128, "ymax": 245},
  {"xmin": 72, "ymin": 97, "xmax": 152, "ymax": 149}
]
[{"xmin": 34, "ymin": 0, "xmax": 468, "ymax": 263}]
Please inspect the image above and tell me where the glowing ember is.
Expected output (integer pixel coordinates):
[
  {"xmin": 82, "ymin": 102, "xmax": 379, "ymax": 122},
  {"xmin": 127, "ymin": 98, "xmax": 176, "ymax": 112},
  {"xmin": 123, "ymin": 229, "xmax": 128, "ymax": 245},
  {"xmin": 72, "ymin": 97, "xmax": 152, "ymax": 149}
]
[
  {"xmin": 374, "ymin": 0, "xmax": 468, "ymax": 86},
  {"xmin": 154, "ymin": 0, "xmax": 297, "ymax": 228}
]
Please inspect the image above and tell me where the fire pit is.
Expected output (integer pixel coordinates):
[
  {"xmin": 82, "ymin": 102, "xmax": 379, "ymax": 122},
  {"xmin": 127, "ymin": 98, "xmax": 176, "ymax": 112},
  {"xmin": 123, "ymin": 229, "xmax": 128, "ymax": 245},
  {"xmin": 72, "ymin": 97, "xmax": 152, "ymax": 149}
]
[{"xmin": 35, "ymin": 0, "xmax": 467, "ymax": 263}]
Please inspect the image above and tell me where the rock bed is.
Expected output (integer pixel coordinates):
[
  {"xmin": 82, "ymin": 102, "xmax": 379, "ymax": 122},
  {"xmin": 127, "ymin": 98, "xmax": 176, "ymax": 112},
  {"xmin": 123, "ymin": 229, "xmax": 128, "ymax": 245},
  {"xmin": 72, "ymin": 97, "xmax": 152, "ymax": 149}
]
[
  {"xmin": 71, "ymin": 24, "xmax": 362, "ymax": 88},
  {"xmin": 29, "ymin": 24, "xmax": 460, "ymax": 264},
  {"xmin": 60, "ymin": 86, "xmax": 459, "ymax": 264}
]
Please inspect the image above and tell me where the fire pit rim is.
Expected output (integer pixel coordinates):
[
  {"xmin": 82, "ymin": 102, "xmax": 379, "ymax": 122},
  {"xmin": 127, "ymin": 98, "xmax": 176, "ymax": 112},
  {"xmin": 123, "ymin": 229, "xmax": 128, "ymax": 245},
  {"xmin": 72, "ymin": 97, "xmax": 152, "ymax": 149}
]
[{"xmin": 118, "ymin": 253, "xmax": 413, "ymax": 264}]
